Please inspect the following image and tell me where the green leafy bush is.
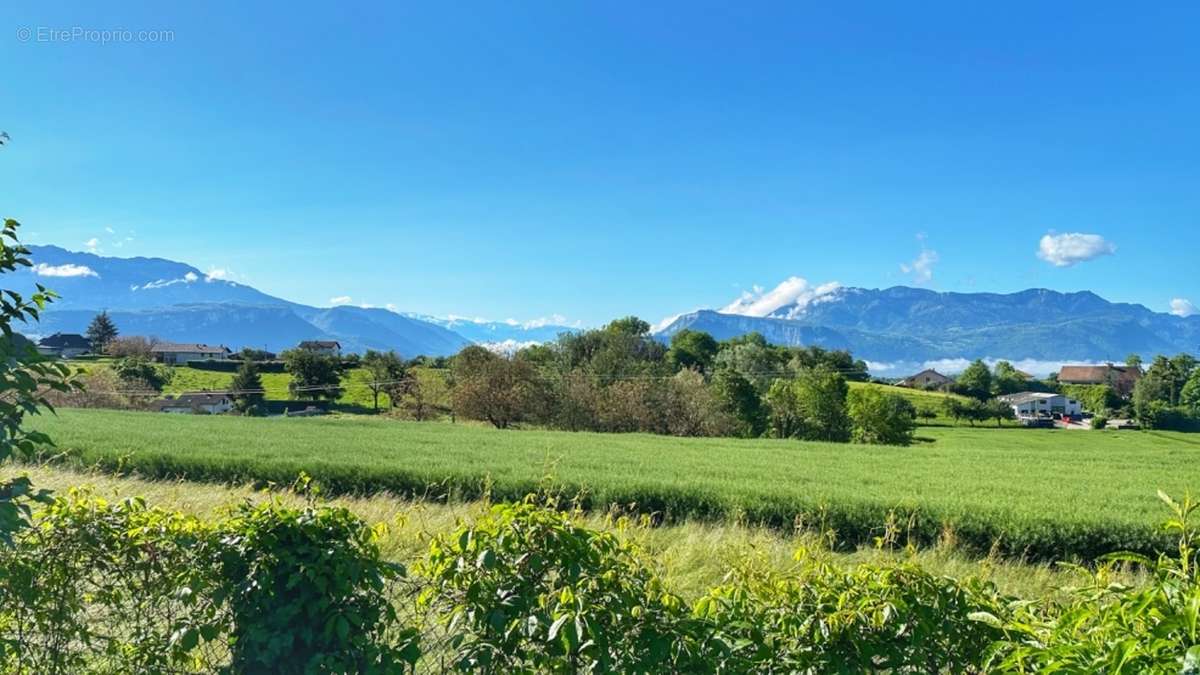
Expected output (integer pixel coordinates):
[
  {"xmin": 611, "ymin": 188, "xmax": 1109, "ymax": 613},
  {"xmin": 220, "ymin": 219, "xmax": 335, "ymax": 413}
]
[
  {"xmin": 186, "ymin": 359, "xmax": 287, "ymax": 373},
  {"xmin": 417, "ymin": 500, "xmax": 703, "ymax": 672},
  {"xmin": 0, "ymin": 491, "xmax": 225, "ymax": 672},
  {"xmin": 980, "ymin": 491, "xmax": 1200, "ymax": 673},
  {"xmin": 0, "ymin": 487, "xmax": 419, "ymax": 674},
  {"xmin": 694, "ymin": 548, "xmax": 1006, "ymax": 672},
  {"xmin": 216, "ymin": 493, "xmax": 419, "ymax": 674}
]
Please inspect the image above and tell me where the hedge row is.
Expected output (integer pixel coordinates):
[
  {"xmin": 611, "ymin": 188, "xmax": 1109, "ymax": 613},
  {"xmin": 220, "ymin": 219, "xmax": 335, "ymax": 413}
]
[
  {"xmin": 185, "ymin": 359, "xmax": 287, "ymax": 373},
  {"xmin": 5, "ymin": 491, "xmax": 1198, "ymax": 673}
]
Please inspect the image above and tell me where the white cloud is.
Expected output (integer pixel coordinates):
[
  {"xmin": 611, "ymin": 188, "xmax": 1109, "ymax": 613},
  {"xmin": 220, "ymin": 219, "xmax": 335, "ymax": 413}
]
[
  {"xmin": 900, "ymin": 248, "xmax": 939, "ymax": 284},
  {"xmin": 719, "ymin": 276, "xmax": 843, "ymax": 319},
  {"xmin": 481, "ymin": 339, "xmax": 540, "ymax": 354},
  {"xmin": 133, "ymin": 271, "xmax": 201, "ymax": 290},
  {"xmin": 385, "ymin": 303, "xmax": 398, "ymax": 312},
  {"xmin": 329, "ymin": 296, "xmax": 352, "ymax": 306},
  {"xmin": 84, "ymin": 237, "xmax": 100, "ymax": 252},
  {"xmin": 1037, "ymin": 232, "xmax": 1116, "ymax": 267},
  {"xmin": 204, "ymin": 267, "xmax": 234, "ymax": 282},
  {"xmin": 104, "ymin": 226, "xmax": 115, "ymax": 234},
  {"xmin": 32, "ymin": 263, "xmax": 99, "ymax": 278},
  {"xmin": 1170, "ymin": 298, "xmax": 1198, "ymax": 318}
]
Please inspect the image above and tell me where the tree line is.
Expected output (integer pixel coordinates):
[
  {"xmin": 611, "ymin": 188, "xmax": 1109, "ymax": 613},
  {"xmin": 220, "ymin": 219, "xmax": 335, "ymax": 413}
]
[{"xmin": 447, "ymin": 317, "xmax": 920, "ymax": 445}]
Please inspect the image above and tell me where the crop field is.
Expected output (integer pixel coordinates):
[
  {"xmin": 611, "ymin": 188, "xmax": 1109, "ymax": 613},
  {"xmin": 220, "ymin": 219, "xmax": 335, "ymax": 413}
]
[{"xmin": 29, "ymin": 408, "xmax": 1200, "ymax": 560}]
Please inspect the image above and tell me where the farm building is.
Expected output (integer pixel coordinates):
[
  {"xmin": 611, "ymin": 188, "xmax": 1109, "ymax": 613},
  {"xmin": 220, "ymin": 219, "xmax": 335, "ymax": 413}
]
[
  {"xmin": 298, "ymin": 340, "xmax": 341, "ymax": 356},
  {"xmin": 999, "ymin": 392, "xmax": 1082, "ymax": 419},
  {"xmin": 151, "ymin": 342, "xmax": 232, "ymax": 365},
  {"xmin": 36, "ymin": 333, "xmax": 92, "ymax": 358},
  {"xmin": 899, "ymin": 368, "xmax": 951, "ymax": 389},
  {"xmin": 151, "ymin": 392, "xmax": 234, "ymax": 415},
  {"xmin": 1058, "ymin": 364, "xmax": 1141, "ymax": 397}
]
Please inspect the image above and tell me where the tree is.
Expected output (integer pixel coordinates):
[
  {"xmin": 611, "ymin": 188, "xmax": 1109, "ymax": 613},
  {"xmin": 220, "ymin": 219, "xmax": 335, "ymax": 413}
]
[
  {"xmin": 105, "ymin": 335, "xmax": 156, "ymax": 358},
  {"xmin": 112, "ymin": 355, "xmax": 172, "ymax": 391},
  {"xmin": 1125, "ymin": 354, "xmax": 1143, "ymax": 370},
  {"xmin": 362, "ymin": 350, "xmax": 412, "ymax": 413},
  {"xmin": 230, "ymin": 359, "xmax": 265, "ymax": 415},
  {"xmin": 450, "ymin": 346, "xmax": 545, "ymax": 429},
  {"xmin": 666, "ymin": 329, "xmax": 719, "ymax": 373},
  {"xmin": 1182, "ymin": 368, "xmax": 1200, "ymax": 412},
  {"xmin": 713, "ymin": 341, "xmax": 783, "ymax": 392},
  {"xmin": 991, "ymin": 361, "xmax": 1024, "ymax": 396},
  {"xmin": 847, "ymin": 387, "xmax": 917, "ymax": 445},
  {"xmin": 984, "ymin": 398, "xmax": 1016, "ymax": 427},
  {"xmin": 86, "ymin": 310, "xmax": 119, "ymax": 353},
  {"xmin": 281, "ymin": 348, "xmax": 343, "ymax": 401},
  {"xmin": 942, "ymin": 397, "xmax": 987, "ymax": 426},
  {"xmin": 765, "ymin": 366, "xmax": 851, "ymax": 442},
  {"xmin": 0, "ymin": 219, "xmax": 81, "ymax": 544},
  {"xmin": 1132, "ymin": 372, "xmax": 1171, "ymax": 425},
  {"xmin": 712, "ymin": 369, "xmax": 766, "ymax": 438},
  {"xmin": 956, "ymin": 360, "xmax": 992, "ymax": 401}
]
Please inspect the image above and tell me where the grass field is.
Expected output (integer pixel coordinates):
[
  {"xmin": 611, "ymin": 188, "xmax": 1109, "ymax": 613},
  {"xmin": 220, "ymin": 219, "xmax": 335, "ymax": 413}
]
[
  {"xmin": 848, "ymin": 381, "xmax": 968, "ymax": 423},
  {"xmin": 74, "ymin": 361, "xmax": 453, "ymax": 412},
  {"xmin": 3, "ymin": 464, "xmax": 1133, "ymax": 600},
  {"xmin": 28, "ymin": 408, "xmax": 1200, "ymax": 560}
]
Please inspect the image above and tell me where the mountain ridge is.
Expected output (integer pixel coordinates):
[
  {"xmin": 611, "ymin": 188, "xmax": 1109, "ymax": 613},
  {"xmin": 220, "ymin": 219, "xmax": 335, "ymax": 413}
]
[{"xmin": 17, "ymin": 246, "xmax": 569, "ymax": 356}]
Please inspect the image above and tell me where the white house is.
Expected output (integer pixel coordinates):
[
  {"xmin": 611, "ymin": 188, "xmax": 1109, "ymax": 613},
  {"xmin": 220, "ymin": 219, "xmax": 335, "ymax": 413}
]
[
  {"xmin": 999, "ymin": 392, "xmax": 1082, "ymax": 419},
  {"xmin": 152, "ymin": 392, "xmax": 234, "ymax": 415},
  {"xmin": 150, "ymin": 342, "xmax": 232, "ymax": 365}
]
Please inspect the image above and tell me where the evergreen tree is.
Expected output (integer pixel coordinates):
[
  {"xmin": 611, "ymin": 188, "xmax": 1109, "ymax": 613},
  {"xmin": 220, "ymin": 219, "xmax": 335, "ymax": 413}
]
[
  {"xmin": 85, "ymin": 311, "xmax": 118, "ymax": 353},
  {"xmin": 230, "ymin": 359, "xmax": 265, "ymax": 414}
]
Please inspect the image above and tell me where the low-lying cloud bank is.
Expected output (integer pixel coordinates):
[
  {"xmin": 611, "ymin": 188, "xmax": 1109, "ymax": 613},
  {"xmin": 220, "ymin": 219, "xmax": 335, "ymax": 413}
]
[{"xmin": 865, "ymin": 357, "xmax": 1110, "ymax": 379}]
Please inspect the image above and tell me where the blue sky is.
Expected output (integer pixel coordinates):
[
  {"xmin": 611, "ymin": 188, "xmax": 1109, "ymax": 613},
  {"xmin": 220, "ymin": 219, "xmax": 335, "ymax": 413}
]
[{"xmin": 3, "ymin": 1, "xmax": 1199, "ymax": 326}]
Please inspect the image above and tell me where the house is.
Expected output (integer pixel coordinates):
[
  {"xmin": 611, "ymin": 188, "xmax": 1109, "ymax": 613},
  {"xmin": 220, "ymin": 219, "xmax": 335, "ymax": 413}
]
[
  {"xmin": 999, "ymin": 392, "xmax": 1082, "ymax": 420},
  {"xmin": 298, "ymin": 340, "xmax": 341, "ymax": 357},
  {"xmin": 36, "ymin": 333, "xmax": 92, "ymax": 358},
  {"xmin": 1058, "ymin": 364, "xmax": 1141, "ymax": 397},
  {"xmin": 151, "ymin": 392, "xmax": 234, "ymax": 415},
  {"xmin": 150, "ymin": 342, "xmax": 232, "ymax": 365},
  {"xmin": 898, "ymin": 369, "xmax": 952, "ymax": 389}
]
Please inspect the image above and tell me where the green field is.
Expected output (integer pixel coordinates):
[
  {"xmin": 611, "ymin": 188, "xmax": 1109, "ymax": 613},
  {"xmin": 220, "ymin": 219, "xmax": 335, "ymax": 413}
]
[
  {"xmin": 29, "ymin": 408, "xmax": 1200, "ymax": 560},
  {"xmin": 847, "ymin": 381, "xmax": 968, "ymax": 423},
  {"xmin": 73, "ymin": 361, "xmax": 452, "ymax": 412}
]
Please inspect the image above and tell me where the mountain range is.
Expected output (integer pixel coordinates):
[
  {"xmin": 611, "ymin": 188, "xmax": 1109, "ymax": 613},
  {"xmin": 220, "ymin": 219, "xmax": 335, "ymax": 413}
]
[
  {"xmin": 13, "ymin": 245, "xmax": 1199, "ymax": 374},
  {"xmin": 15, "ymin": 246, "xmax": 573, "ymax": 356},
  {"xmin": 656, "ymin": 286, "xmax": 1200, "ymax": 375}
]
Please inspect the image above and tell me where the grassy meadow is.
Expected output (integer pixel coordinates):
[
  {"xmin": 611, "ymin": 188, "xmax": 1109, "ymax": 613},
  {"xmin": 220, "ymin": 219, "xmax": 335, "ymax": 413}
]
[
  {"xmin": 3, "ymin": 464, "xmax": 1133, "ymax": 601},
  {"xmin": 28, "ymin": 407, "xmax": 1200, "ymax": 560}
]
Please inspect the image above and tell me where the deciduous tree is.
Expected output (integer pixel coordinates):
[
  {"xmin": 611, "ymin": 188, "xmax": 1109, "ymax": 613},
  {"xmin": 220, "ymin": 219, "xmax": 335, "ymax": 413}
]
[
  {"xmin": 0, "ymin": 219, "xmax": 80, "ymax": 544},
  {"xmin": 847, "ymin": 387, "xmax": 916, "ymax": 445},
  {"xmin": 282, "ymin": 348, "xmax": 343, "ymax": 401}
]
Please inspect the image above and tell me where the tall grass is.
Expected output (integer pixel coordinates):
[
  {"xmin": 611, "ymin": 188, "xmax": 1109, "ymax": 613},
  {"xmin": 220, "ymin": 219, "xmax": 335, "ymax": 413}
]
[{"xmin": 3, "ymin": 464, "xmax": 1132, "ymax": 601}]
